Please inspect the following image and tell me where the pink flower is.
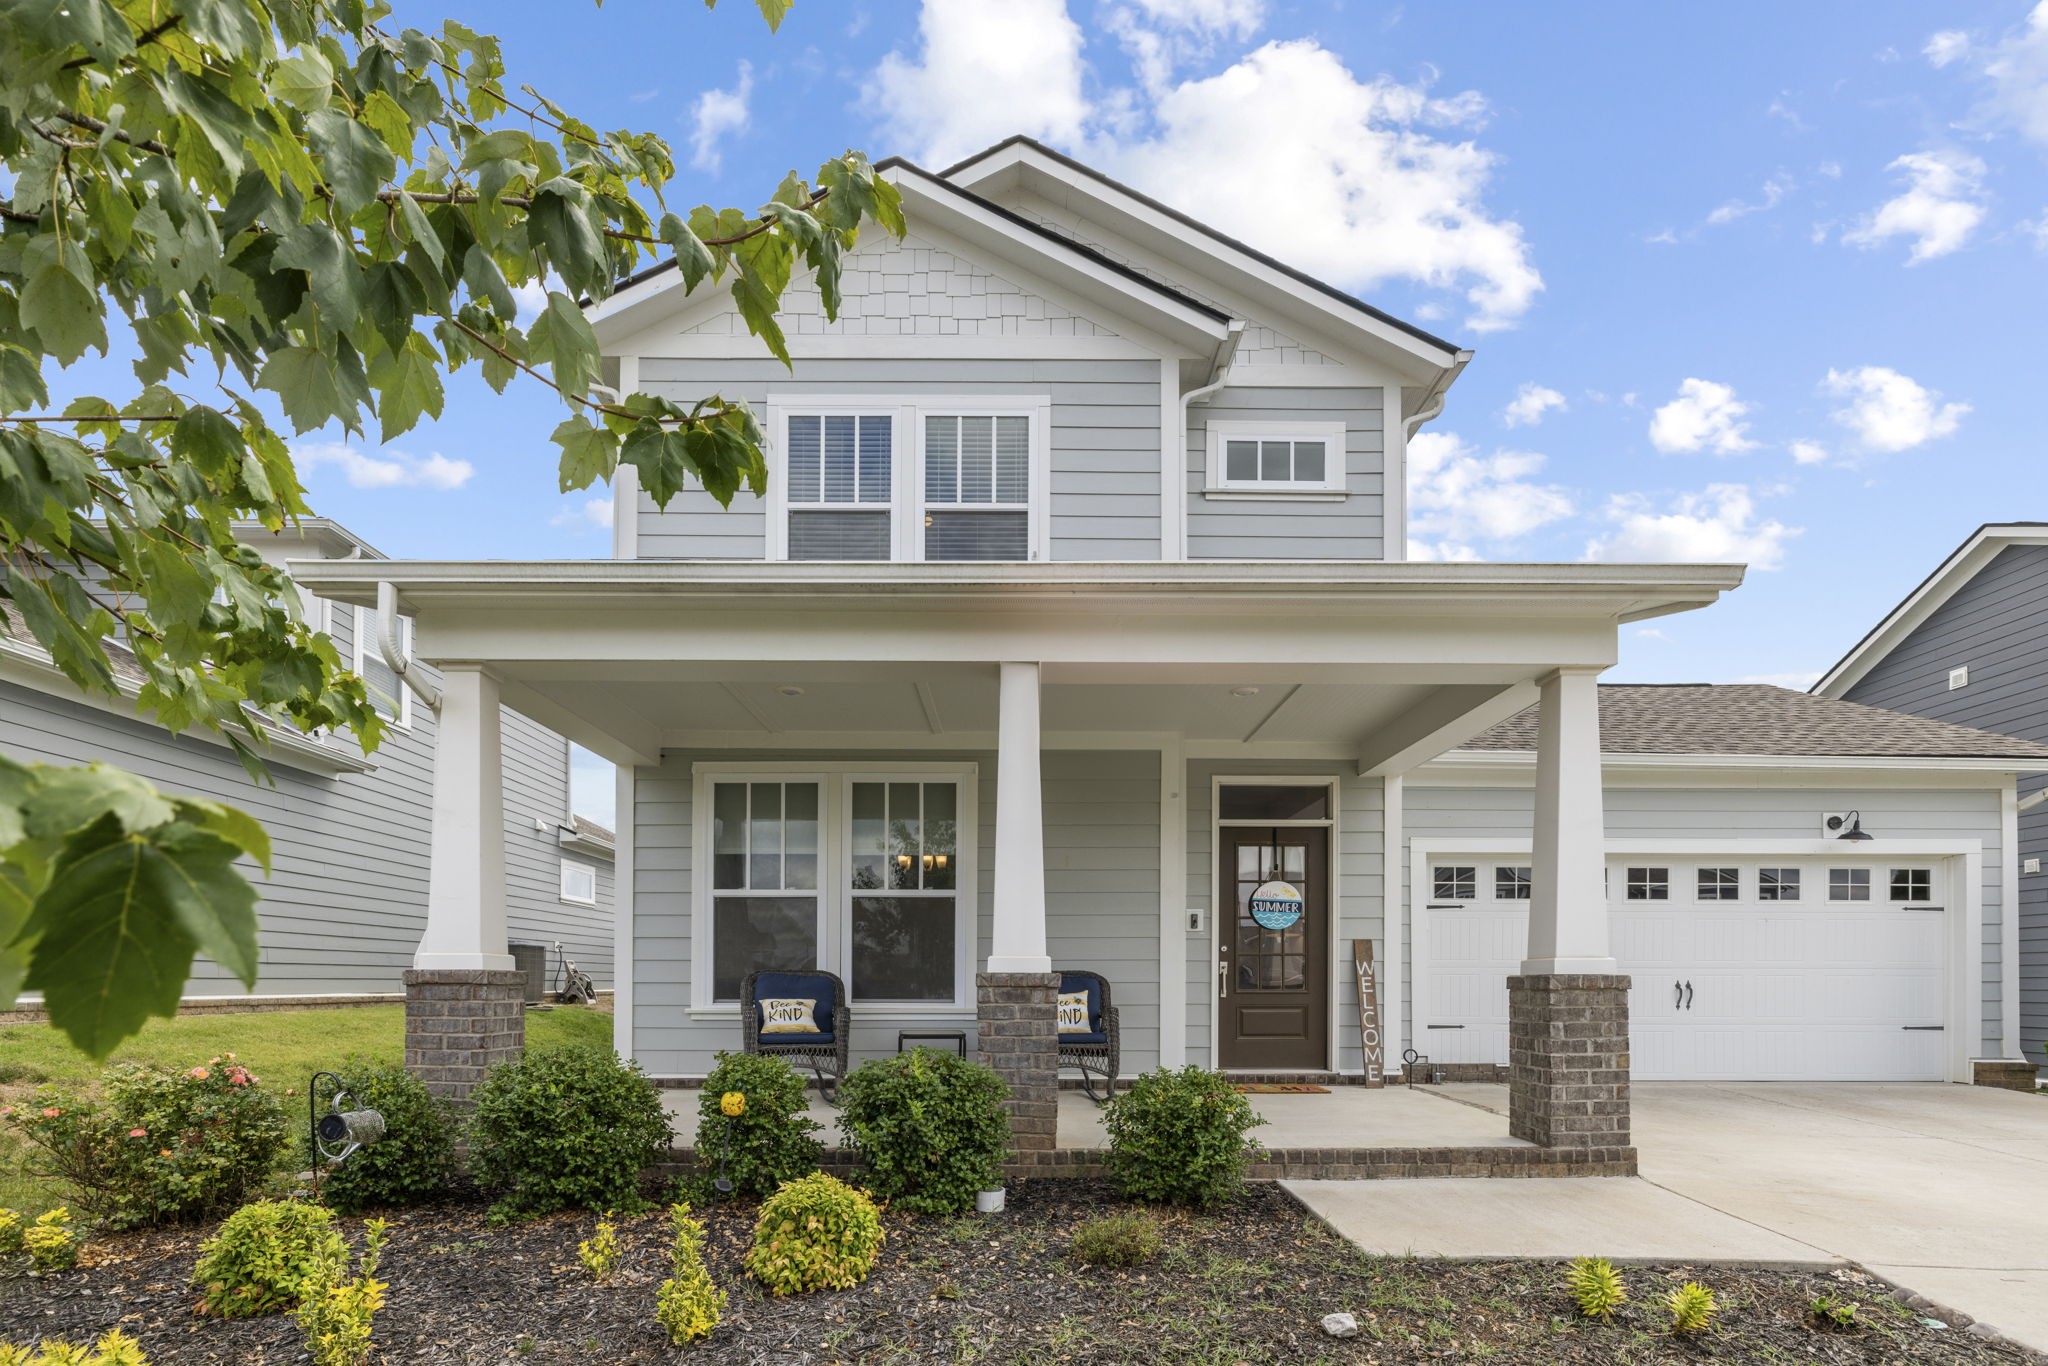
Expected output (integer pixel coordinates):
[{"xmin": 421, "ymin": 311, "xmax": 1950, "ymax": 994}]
[
  {"xmin": 128, "ymin": 1128, "xmax": 148, "ymax": 1139},
  {"xmin": 189, "ymin": 1067, "xmax": 209, "ymax": 1080},
  {"xmin": 40, "ymin": 1107, "xmax": 61, "ymax": 1119},
  {"xmin": 224, "ymin": 1053, "xmax": 236, "ymax": 1060}
]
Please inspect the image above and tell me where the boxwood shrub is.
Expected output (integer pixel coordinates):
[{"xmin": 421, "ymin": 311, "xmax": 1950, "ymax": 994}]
[
  {"xmin": 694, "ymin": 1052, "xmax": 822, "ymax": 1197},
  {"xmin": 837, "ymin": 1049, "xmax": 1009, "ymax": 1215},
  {"xmin": 465, "ymin": 1046, "xmax": 671, "ymax": 1220},
  {"xmin": 308, "ymin": 1060, "xmax": 457, "ymax": 1213},
  {"xmin": 1102, "ymin": 1066, "xmax": 1266, "ymax": 1207}
]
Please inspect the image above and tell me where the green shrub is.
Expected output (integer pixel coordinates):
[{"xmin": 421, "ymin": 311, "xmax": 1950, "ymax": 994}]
[
  {"xmin": 0, "ymin": 1207, "xmax": 21, "ymax": 1256},
  {"xmin": 0, "ymin": 1330, "xmax": 150, "ymax": 1364},
  {"xmin": 465, "ymin": 1046, "xmax": 671, "ymax": 1220},
  {"xmin": 22, "ymin": 1208, "xmax": 77, "ymax": 1273},
  {"xmin": 294, "ymin": 1219, "xmax": 388, "ymax": 1366},
  {"xmin": 1667, "ymin": 1281, "xmax": 1717, "ymax": 1336},
  {"xmin": 308, "ymin": 1061, "xmax": 456, "ymax": 1214},
  {"xmin": 693, "ymin": 1052, "xmax": 823, "ymax": 1198},
  {"xmin": 4, "ymin": 1058, "xmax": 287, "ymax": 1228},
  {"xmin": 654, "ymin": 1202, "xmax": 725, "ymax": 1344},
  {"xmin": 191, "ymin": 1199, "xmax": 346, "ymax": 1318},
  {"xmin": 837, "ymin": 1049, "xmax": 1010, "ymax": 1215},
  {"xmin": 743, "ymin": 1173, "xmax": 884, "ymax": 1295},
  {"xmin": 1566, "ymin": 1255, "xmax": 1626, "ymax": 1321},
  {"xmin": 1102, "ymin": 1067, "xmax": 1266, "ymax": 1208},
  {"xmin": 1069, "ymin": 1212, "xmax": 1162, "ymax": 1267},
  {"xmin": 577, "ymin": 1216, "xmax": 621, "ymax": 1282}
]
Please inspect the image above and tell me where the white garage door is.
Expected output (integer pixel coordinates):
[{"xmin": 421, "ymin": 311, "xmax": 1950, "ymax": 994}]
[{"xmin": 1418, "ymin": 856, "xmax": 1948, "ymax": 1082}]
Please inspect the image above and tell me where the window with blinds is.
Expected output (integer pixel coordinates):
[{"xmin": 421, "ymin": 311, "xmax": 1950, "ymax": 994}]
[
  {"xmin": 786, "ymin": 413, "xmax": 892, "ymax": 560},
  {"xmin": 353, "ymin": 605, "xmax": 409, "ymax": 724},
  {"xmin": 922, "ymin": 414, "xmax": 1030, "ymax": 561}
]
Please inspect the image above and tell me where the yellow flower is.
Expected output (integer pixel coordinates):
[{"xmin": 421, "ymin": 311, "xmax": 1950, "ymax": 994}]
[{"xmin": 720, "ymin": 1091, "xmax": 746, "ymax": 1118}]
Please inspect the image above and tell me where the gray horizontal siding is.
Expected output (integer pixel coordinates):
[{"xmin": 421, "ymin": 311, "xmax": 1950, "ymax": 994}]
[{"xmin": 1187, "ymin": 386, "xmax": 1385, "ymax": 561}]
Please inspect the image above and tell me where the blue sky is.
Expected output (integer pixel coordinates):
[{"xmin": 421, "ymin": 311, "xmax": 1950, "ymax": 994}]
[{"xmin": 49, "ymin": 2, "xmax": 2048, "ymax": 816}]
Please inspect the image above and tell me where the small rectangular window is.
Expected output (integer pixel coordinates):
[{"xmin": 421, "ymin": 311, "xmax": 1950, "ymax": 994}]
[
  {"xmin": 1219, "ymin": 785, "xmax": 1329, "ymax": 821},
  {"xmin": 1208, "ymin": 422, "xmax": 1345, "ymax": 493},
  {"xmin": 559, "ymin": 860, "xmax": 598, "ymax": 905},
  {"xmin": 1829, "ymin": 867, "xmax": 1871, "ymax": 902},
  {"xmin": 353, "ymin": 605, "xmax": 410, "ymax": 725},
  {"xmin": 1758, "ymin": 868, "xmax": 1801, "ymax": 901},
  {"xmin": 1626, "ymin": 867, "xmax": 1669, "ymax": 901},
  {"xmin": 1697, "ymin": 867, "xmax": 1740, "ymax": 901},
  {"xmin": 1432, "ymin": 866, "xmax": 1475, "ymax": 901},
  {"xmin": 1890, "ymin": 868, "xmax": 1932, "ymax": 902},
  {"xmin": 1494, "ymin": 866, "xmax": 1532, "ymax": 900}
]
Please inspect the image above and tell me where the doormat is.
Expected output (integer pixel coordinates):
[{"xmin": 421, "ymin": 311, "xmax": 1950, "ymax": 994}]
[{"xmin": 1230, "ymin": 1083, "xmax": 1330, "ymax": 1094}]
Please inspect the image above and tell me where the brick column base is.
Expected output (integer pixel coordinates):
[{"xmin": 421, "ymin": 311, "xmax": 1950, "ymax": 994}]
[
  {"xmin": 1507, "ymin": 973, "xmax": 1630, "ymax": 1149},
  {"xmin": 1973, "ymin": 1059, "xmax": 2039, "ymax": 1091},
  {"xmin": 978, "ymin": 971, "xmax": 1059, "ymax": 1152},
  {"xmin": 404, "ymin": 969, "xmax": 526, "ymax": 1106}
]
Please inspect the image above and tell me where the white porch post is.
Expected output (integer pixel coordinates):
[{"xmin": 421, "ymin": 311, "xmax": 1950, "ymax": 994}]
[
  {"xmin": 989, "ymin": 661, "xmax": 1051, "ymax": 973},
  {"xmin": 417, "ymin": 664, "xmax": 514, "ymax": 970},
  {"xmin": 1523, "ymin": 666, "xmax": 1615, "ymax": 974}
]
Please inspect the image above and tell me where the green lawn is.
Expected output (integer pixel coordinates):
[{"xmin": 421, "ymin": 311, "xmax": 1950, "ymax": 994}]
[{"xmin": 0, "ymin": 1004, "xmax": 614, "ymax": 1214}]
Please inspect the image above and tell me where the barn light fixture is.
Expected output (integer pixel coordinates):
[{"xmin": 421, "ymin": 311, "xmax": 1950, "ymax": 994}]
[{"xmin": 1827, "ymin": 811, "xmax": 1875, "ymax": 842}]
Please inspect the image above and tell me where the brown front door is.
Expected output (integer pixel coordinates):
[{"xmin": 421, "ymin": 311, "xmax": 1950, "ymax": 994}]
[{"xmin": 1218, "ymin": 826, "xmax": 1329, "ymax": 1070}]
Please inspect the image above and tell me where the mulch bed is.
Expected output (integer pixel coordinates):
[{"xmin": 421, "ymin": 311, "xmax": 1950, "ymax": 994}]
[{"xmin": 1, "ymin": 1180, "xmax": 2039, "ymax": 1364}]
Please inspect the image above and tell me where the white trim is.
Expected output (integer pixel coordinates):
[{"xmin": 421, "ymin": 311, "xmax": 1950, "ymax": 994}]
[
  {"xmin": 687, "ymin": 761, "xmax": 980, "ymax": 1016},
  {"xmin": 2004, "ymin": 782, "xmax": 2024, "ymax": 1060},
  {"xmin": 1427, "ymin": 749, "xmax": 2048, "ymax": 777},
  {"xmin": 1158, "ymin": 739, "xmax": 1188, "ymax": 1067},
  {"xmin": 1160, "ymin": 357, "xmax": 1185, "ymax": 563},
  {"xmin": 610, "ymin": 355, "xmax": 640, "ymax": 561},
  {"xmin": 1203, "ymin": 419, "xmax": 1348, "ymax": 496},
  {"xmin": 1409, "ymin": 835, "xmax": 1984, "ymax": 1083},
  {"xmin": 1383, "ymin": 384, "xmax": 1406, "ymax": 563},
  {"xmin": 613, "ymin": 762, "xmax": 636, "ymax": 1059},
  {"xmin": 559, "ymin": 858, "xmax": 599, "ymax": 906},
  {"xmin": 620, "ymin": 334, "xmax": 1160, "ymax": 361},
  {"xmin": 351, "ymin": 604, "xmax": 412, "ymax": 729},
  {"xmin": 1382, "ymin": 773, "xmax": 1405, "ymax": 1070}
]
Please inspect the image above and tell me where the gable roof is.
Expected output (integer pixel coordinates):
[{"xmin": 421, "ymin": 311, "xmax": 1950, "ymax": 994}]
[
  {"xmin": 1458, "ymin": 683, "xmax": 2048, "ymax": 762},
  {"xmin": 1814, "ymin": 523, "xmax": 2048, "ymax": 698}
]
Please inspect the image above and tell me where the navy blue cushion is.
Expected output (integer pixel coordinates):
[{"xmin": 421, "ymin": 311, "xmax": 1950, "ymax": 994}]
[
  {"xmin": 752, "ymin": 971, "xmax": 836, "ymax": 1040},
  {"xmin": 1058, "ymin": 974, "xmax": 1106, "ymax": 1045}
]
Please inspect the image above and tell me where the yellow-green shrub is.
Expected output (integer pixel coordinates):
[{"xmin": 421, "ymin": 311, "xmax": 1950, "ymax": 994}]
[
  {"xmin": 743, "ymin": 1173, "xmax": 883, "ymax": 1295},
  {"xmin": 1667, "ymin": 1281, "xmax": 1717, "ymax": 1336},
  {"xmin": 1566, "ymin": 1256, "xmax": 1626, "ymax": 1320},
  {"xmin": 294, "ymin": 1219, "xmax": 388, "ymax": 1366},
  {"xmin": 654, "ymin": 1203, "xmax": 725, "ymax": 1344},
  {"xmin": 1069, "ymin": 1213, "xmax": 1162, "ymax": 1267},
  {"xmin": 0, "ymin": 1330, "xmax": 149, "ymax": 1364},
  {"xmin": 191, "ymin": 1199, "xmax": 345, "ymax": 1318},
  {"xmin": 23, "ymin": 1208, "xmax": 77, "ymax": 1272},
  {"xmin": 0, "ymin": 1208, "xmax": 21, "ymax": 1256},
  {"xmin": 577, "ymin": 1216, "xmax": 621, "ymax": 1282}
]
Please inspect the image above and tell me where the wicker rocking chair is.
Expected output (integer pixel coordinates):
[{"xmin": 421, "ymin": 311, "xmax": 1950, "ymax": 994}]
[
  {"xmin": 1056, "ymin": 969, "xmax": 1121, "ymax": 1104},
  {"xmin": 741, "ymin": 969, "xmax": 851, "ymax": 1105}
]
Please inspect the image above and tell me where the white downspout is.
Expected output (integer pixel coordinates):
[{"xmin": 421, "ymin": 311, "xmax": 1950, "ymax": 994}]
[
  {"xmin": 1403, "ymin": 350, "xmax": 1473, "ymax": 440},
  {"xmin": 1182, "ymin": 320, "xmax": 1245, "ymax": 412},
  {"xmin": 377, "ymin": 580, "xmax": 441, "ymax": 715}
]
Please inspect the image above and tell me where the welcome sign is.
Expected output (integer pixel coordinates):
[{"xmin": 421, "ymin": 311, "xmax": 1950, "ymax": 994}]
[
  {"xmin": 1247, "ymin": 879, "xmax": 1304, "ymax": 930},
  {"xmin": 1353, "ymin": 940, "xmax": 1384, "ymax": 1087}
]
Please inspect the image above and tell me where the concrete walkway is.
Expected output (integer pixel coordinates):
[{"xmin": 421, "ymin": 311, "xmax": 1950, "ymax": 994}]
[{"xmin": 1289, "ymin": 1081, "xmax": 2048, "ymax": 1351}]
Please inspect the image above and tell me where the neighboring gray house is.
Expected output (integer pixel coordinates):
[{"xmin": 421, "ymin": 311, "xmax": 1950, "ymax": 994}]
[
  {"xmin": 1816, "ymin": 523, "xmax": 2048, "ymax": 1073},
  {"xmin": 0, "ymin": 518, "xmax": 614, "ymax": 1002}
]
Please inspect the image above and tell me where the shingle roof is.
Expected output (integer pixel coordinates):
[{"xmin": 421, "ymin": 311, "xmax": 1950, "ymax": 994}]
[
  {"xmin": 564, "ymin": 814, "xmax": 615, "ymax": 845},
  {"xmin": 1461, "ymin": 684, "xmax": 2048, "ymax": 761}
]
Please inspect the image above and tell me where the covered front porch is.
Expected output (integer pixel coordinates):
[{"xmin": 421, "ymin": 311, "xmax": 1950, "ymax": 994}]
[{"xmin": 288, "ymin": 558, "xmax": 1741, "ymax": 1164}]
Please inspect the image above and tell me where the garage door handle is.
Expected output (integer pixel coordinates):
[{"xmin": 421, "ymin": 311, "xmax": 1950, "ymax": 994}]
[
  {"xmin": 1674, "ymin": 980, "xmax": 1683, "ymax": 1009},
  {"xmin": 1683, "ymin": 981, "xmax": 1693, "ymax": 1011},
  {"xmin": 1425, "ymin": 1024, "xmax": 1465, "ymax": 1029},
  {"xmin": 1902, "ymin": 1025, "xmax": 1945, "ymax": 1031}
]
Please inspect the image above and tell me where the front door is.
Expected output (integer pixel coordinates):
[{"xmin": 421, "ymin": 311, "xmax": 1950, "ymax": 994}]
[{"xmin": 1219, "ymin": 827, "xmax": 1329, "ymax": 1069}]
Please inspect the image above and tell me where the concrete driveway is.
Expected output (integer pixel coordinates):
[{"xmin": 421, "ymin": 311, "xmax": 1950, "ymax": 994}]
[{"xmin": 1288, "ymin": 1082, "xmax": 2048, "ymax": 1350}]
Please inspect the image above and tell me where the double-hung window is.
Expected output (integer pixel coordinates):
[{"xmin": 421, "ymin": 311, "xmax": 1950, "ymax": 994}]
[
  {"xmin": 1205, "ymin": 419, "xmax": 1347, "ymax": 495},
  {"xmin": 709, "ymin": 780, "xmax": 822, "ymax": 1000},
  {"xmin": 848, "ymin": 780, "xmax": 960, "ymax": 1001},
  {"xmin": 784, "ymin": 413, "xmax": 895, "ymax": 560},
  {"xmin": 922, "ymin": 415, "xmax": 1031, "ymax": 561}
]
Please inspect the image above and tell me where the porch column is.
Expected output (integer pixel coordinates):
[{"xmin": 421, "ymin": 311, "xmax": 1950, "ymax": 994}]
[
  {"xmin": 405, "ymin": 664, "xmax": 524, "ymax": 1105},
  {"xmin": 1508, "ymin": 667, "xmax": 1632, "ymax": 1155},
  {"xmin": 980, "ymin": 661, "xmax": 1059, "ymax": 1155}
]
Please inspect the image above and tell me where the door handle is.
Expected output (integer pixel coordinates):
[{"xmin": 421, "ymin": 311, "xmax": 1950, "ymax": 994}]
[
  {"xmin": 1217, "ymin": 956, "xmax": 1228, "ymax": 999},
  {"xmin": 1683, "ymin": 981, "xmax": 1693, "ymax": 1011}
]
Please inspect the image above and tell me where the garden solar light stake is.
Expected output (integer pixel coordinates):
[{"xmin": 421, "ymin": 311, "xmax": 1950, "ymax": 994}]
[{"xmin": 309, "ymin": 1071, "xmax": 386, "ymax": 1199}]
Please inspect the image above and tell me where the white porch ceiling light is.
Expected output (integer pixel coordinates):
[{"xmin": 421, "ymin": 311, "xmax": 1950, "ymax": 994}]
[
  {"xmin": 1230, "ymin": 686, "xmax": 1261, "ymax": 697},
  {"xmin": 776, "ymin": 684, "xmax": 805, "ymax": 697}
]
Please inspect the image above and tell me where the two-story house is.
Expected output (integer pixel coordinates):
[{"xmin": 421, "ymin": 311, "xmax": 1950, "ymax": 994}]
[
  {"xmin": 293, "ymin": 140, "xmax": 2048, "ymax": 1152},
  {"xmin": 1816, "ymin": 524, "xmax": 2048, "ymax": 1078},
  {"xmin": 0, "ymin": 517, "xmax": 615, "ymax": 1009}
]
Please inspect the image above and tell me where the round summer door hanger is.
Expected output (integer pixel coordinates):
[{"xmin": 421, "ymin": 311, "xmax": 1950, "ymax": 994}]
[{"xmin": 1248, "ymin": 879, "xmax": 1304, "ymax": 930}]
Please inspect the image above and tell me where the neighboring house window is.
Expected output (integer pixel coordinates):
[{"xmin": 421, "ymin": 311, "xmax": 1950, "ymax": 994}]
[
  {"xmin": 709, "ymin": 781, "xmax": 822, "ymax": 1001},
  {"xmin": 1758, "ymin": 867, "xmax": 1801, "ymax": 901},
  {"xmin": 1625, "ymin": 867, "xmax": 1669, "ymax": 901},
  {"xmin": 848, "ymin": 780, "xmax": 959, "ymax": 1002},
  {"xmin": 922, "ymin": 414, "xmax": 1030, "ymax": 561},
  {"xmin": 1494, "ymin": 866, "xmax": 1532, "ymax": 900},
  {"xmin": 785, "ymin": 413, "xmax": 895, "ymax": 561},
  {"xmin": 1829, "ymin": 868, "xmax": 1871, "ymax": 902},
  {"xmin": 560, "ymin": 860, "xmax": 598, "ymax": 905},
  {"xmin": 352, "ymin": 605, "xmax": 412, "ymax": 726},
  {"xmin": 1890, "ymin": 868, "xmax": 1932, "ymax": 902},
  {"xmin": 1204, "ymin": 419, "xmax": 1346, "ymax": 495},
  {"xmin": 1432, "ymin": 866, "xmax": 1475, "ymax": 900},
  {"xmin": 1697, "ymin": 867, "xmax": 1739, "ymax": 901}
]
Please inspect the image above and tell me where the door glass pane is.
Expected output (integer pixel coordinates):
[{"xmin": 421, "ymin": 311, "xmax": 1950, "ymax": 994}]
[
  {"xmin": 712, "ymin": 782, "xmax": 747, "ymax": 889},
  {"xmin": 851, "ymin": 782, "xmax": 885, "ymax": 889},
  {"xmin": 851, "ymin": 897, "xmax": 956, "ymax": 1001},
  {"xmin": 1218, "ymin": 785, "xmax": 1328, "ymax": 821},
  {"xmin": 1236, "ymin": 840, "xmax": 1308, "ymax": 993},
  {"xmin": 923, "ymin": 783, "xmax": 957, "ymax": 890},
  {"xmin": 1759, "ymin": 867, "xmax": 1800, "ymax": 901},
  {"xmin": 712, "ymin": 896, "xmax": 816, "ymax": 1000}
]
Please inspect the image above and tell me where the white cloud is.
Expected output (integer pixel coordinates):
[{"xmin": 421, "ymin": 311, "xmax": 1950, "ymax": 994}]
[
  {"xmin": 1823, "ymin": 365, "xmax": 1969, "ymax": 452},
  {"xmin": 1634, "ymin": 627, "xmax": 1667, "ymax": 640},
  {"xmin": 871, "ymin": 4, "xmax": 1542, "ymax": 332},
  {"xmin": 295, "ymin": 441, "xmax": 473, "ymax": 491},
  {"xmin": 1788, "ymin": 439, "xmax": 1830, "ymax": 466},
  {"xmin": 1500, "ymin": 382, "xmax": 1566, "ymax": 428},
  {"xmin": 1731, "ymin": 670, "xmax": 1823, "ymax": 689},
  {"xmin": 1405, "ymin": 430, "xmax": 1574, "ymax": 560},
  {"xmin": 1706, "ymin": 172, "xmax": 1793, "ymax": 225},
  {"xmin": 1648, "ymin": 378, "xmax": 1757, "ymax": 455},
  {"xmin": 1585, "ymin": 484, "xmax": 1799, "ymax": 570},
  {"xmin": 1981, "ymin": 2, "xmax": 2048, "ymax": 146},
  {"xmin": 689, "ymin": 61, "xmax": 753, "ymax": 174},
  {"xmin": 552, "ymin": 496, "xmax": 614, "ymax": 532},
  {"xmin": 1841, "ymin": 149, "xmax": 1987, "ymax": 263},
  {"xmin": 1925, "ymin": 29, "xmax": 1971, "ymax": 68},
  {"xmin": 869, "ymin": 0, "xmax": 1090, "ymax": 168}
]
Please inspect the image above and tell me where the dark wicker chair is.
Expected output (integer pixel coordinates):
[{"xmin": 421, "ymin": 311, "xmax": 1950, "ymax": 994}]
[
  {"xmin": 1055, "ymin": 969, "xmax": 1121, "ymax": 1104},
  {"xmin": 741, "ymin": 969, "xmax": 851, "ymax": 1105}
]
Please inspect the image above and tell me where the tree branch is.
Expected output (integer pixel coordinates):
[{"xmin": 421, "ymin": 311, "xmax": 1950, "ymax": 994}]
[
  {"xmin": 52, "ymin": 109, "xmax": 174, "ymax": 157},
  {"xmin": 62, "ymin": 12, "xmax": 184, "ymax": 70}
]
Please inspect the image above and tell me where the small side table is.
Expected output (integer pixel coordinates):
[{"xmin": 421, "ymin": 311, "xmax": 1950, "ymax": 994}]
[{"xmin": 897, "ymin": 1029, "xmax": 968, "ymax": 1058}]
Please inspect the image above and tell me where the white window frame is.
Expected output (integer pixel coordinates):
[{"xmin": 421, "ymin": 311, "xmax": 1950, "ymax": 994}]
[
  {"xmin": 1203, "ymin": 418, "xmax": 1348, "ymax": 498},
  {"xmin": 351, "ymin": 604, "xmax": 412, "ymax": 729},
  {"xmin": 764, "ymin": 395, "xmax": 1051, "ymax": 563},
  {"xmin": 689, "ymin": 761, "xmax": 979, "ymax": 1018},
  {"xmin": 560, "ymin": 859, "xmax": 598, "ymax": 906}
]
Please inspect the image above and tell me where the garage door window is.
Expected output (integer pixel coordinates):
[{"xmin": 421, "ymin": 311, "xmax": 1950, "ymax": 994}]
[
  {"xmin": 1829, "ymin": 868, "xmax": 1871, "ymax": 901},
  {"xmin": 1625, "ymin": 867, "xmax": 1669, "ymax": 901},
  {"xmin": 1697, "ymin": 867, "xmax": 1739, "ymax": 901},
  {"xmin": 1890, "ymin": 869, "xmax": 1932, "ymax": 902},
  {"xmin": 1758, "ymin": 867, "xmax": 1801, "ymax": 901},
  {"xmin": 1494, "ymin": 866, "xmax": 1531, "ymax": 900},
  {"xmin": 1433, "ymin": 866, "xmax": 1475, "ymax": 900}
]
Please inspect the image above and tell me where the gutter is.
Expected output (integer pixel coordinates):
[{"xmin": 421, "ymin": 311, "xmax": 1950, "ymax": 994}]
[
  {"xmin": 1181, "ymin": 320, "xmax": 1246, "ymax": 410},
  {"xmin": 1405, "ymin": 349, "xmax": 1475, "ymax": 439},
  {"xmin": 377, "ymin": 581, "xmax": 441, "ymax": 715},
  {"xmin": 2021, "ymin": 788, "xmax": 2048, "ymax": 813}
]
